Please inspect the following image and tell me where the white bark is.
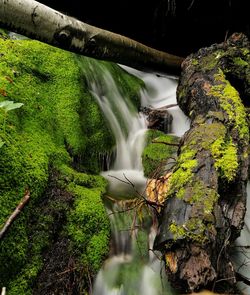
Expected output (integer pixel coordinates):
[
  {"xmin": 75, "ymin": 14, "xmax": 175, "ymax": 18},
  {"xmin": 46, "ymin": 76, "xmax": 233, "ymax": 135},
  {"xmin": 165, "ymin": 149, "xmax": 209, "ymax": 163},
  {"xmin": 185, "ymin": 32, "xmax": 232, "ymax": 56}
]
[{"xmin": 0, "ymin": 0, "xmax": 183, "ymax": 74}]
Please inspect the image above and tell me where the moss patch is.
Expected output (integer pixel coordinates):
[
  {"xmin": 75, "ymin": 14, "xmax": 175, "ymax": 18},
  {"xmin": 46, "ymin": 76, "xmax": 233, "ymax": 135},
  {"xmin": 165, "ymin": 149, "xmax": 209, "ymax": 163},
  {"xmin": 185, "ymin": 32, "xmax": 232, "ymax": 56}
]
[
  {"xmin": 209, "ymin": 71, "xmax": 248, "ymax": 140},
  {"xmin": 0, "ymin": 35, "xmax": 144, "ymax": 294},
  {"xmin": 168, "ymin": 147, "xmax": 197, "ymax": 199},
  {"xmin": 211, "ymin": 136, "xmax": 238, "ymax": 181},
  {"xmin": 142, "ymin": 130, "xmax": 179, "ymax": 177}
]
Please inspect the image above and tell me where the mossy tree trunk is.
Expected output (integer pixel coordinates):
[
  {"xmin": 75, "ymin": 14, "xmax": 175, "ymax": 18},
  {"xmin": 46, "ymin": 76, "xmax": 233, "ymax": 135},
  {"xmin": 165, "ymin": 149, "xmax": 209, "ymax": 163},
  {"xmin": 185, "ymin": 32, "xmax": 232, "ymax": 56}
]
[
  {"xmin": 0, "ymin": 0, "xmax": 183, "ymax": 75},
  {"xmin": 153, "ymin": 33, "xmax": 250, "ymax": 293}
]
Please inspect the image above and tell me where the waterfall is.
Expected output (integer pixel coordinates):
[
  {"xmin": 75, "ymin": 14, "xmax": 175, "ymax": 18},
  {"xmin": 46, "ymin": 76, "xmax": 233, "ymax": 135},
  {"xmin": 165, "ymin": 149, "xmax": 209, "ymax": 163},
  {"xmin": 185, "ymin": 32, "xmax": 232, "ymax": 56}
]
[
  {"xmin": 83, "ymin": 59, "xmax": 250, "ymax": 294},
  {"xmin": 80, "ymin": 59, "xmax": 189, "ymax": 295}
]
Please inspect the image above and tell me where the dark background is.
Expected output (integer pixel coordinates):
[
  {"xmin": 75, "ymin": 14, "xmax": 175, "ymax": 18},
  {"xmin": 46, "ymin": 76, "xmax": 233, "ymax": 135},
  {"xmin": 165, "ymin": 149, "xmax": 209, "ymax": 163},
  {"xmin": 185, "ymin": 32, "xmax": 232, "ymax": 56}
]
[{"xmin": 38, "ymin": 0, "xmax": 249, "ymax": 57}]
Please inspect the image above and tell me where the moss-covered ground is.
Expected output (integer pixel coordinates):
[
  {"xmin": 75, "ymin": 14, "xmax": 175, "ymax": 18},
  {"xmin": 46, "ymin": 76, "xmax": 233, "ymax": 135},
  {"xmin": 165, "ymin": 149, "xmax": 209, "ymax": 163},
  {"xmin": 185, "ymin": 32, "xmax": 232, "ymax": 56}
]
[{"xmin": 0, "ymin": 32, "xmax": 143, "ymax": 294}]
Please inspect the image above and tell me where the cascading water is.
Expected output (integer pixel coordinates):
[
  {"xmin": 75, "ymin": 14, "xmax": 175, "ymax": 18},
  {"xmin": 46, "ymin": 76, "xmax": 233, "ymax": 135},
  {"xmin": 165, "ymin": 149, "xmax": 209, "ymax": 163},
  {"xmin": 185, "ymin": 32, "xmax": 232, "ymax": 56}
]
[
  {"xmin": 82, "ymin": 59, "xmax": 250, "ymax": 294},
  {"xmin": 80, "ymin": 58, "xmax": 189, "ymax": 295}
]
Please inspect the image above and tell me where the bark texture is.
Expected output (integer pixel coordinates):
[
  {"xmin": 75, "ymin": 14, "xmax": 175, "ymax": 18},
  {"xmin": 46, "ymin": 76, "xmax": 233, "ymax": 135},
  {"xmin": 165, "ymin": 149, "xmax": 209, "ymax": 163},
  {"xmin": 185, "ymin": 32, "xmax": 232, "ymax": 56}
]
[
  {"xmin": 153, "ymin": 33, "xmax": 250, "ymax": 293},
  {"xmin": 0, "ymin": 0, "xmax": 183, "ymax": 75}
]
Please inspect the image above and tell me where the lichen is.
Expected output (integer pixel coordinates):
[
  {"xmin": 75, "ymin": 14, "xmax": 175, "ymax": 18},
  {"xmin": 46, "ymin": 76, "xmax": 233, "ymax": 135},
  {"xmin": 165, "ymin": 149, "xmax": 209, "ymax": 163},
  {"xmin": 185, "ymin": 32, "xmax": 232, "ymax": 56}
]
[
  {"xmin": 209, "ymin": 71, "xmax": 248, "ymax": 140},
  {"xmin": 169, "ymin": 218, "xmax": 207, "ymax": 244},
  {"xmin": 233, "ymin": 57, "xmax": 249, "ymax": 67},
  {"xmin": 211, "ymin": 136, "xmax": 238, "ymax": 181},
  {"xmin": 168, "ymin": 147, "xmax": 197, "ymax": 199}
]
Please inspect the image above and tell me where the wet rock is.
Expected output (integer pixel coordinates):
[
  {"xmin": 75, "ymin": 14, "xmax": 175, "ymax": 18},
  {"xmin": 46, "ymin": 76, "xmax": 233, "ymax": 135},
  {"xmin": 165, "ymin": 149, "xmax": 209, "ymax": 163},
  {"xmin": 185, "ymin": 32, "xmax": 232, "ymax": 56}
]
[{"xmin": 141, "ymin": 106, "xmax": 173, "ymax": 133}]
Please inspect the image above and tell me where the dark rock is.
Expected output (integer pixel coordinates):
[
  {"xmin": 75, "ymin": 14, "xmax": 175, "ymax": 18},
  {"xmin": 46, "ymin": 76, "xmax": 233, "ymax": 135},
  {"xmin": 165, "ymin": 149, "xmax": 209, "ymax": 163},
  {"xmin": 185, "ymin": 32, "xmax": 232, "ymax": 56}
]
[{"xmin": 141, "ymin": 106, "xmax": 173, "ymax": 133}]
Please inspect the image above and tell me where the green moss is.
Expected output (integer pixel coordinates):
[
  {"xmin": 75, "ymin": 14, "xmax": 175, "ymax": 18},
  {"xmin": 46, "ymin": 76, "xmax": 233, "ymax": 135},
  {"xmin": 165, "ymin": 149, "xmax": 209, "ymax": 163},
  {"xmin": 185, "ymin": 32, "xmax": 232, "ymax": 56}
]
[
  {"xmin": 193, "ymin": 50, "xmax": 223, "ymax": 71},
  {"xmin": 209, "ymin": 71, "xmax": 248, "ymax": 139},
  {"xmin": 168, "ymin": 147, "xmax": 197, "ymax": 198},
  {"xmin": 169, "ymin": 218, "xmax": 207, "ymax": 244},
  {"xmin": 66, "ymin": 183, "xmax": 110, "ymax": 275},
  {"xmin": 233, "ymin": 57, "xmax": 249, "ymax": 67},
  {"xmin": 60, "ymin": 165, "xmax": 110, "ymax": 275},
  {"xmin": 183, "ymin": 179, "xmax": 219, "ymax": 220},
  {"xmin": 0, "ymin": 35, "xmax": 145, "ymax": 294},
  {"xmin": 169, "ymin": 222, "xmax": 186, "ymax": 240},
  {"xmin": 211, "ymin": 136, "xmax": 238, "ymax": 181},
  {"xmin": 58, "ymin": 164, "xmax": 108, "ymax": 190},
  {"xmin": 142, "ymin": 130, "xmax": 178, "ymax": 177}
]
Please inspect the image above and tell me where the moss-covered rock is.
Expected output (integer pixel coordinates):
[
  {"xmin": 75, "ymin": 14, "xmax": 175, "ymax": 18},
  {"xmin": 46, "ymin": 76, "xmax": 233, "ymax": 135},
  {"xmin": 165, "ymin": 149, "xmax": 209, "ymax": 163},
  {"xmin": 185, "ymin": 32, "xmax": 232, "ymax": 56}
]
[{"xmin": 0, "ymin": 34, "xmax": 144, "ymax": 294}]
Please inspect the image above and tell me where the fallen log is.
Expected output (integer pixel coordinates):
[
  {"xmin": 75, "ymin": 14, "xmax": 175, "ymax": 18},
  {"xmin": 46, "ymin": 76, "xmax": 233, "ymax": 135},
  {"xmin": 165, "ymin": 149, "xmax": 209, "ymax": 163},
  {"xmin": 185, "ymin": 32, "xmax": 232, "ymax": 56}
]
[
  {"xmin": 0, "ymin": 0, "xmax": 183, "ymax": 75},
  {"xmin": 0, "ymin": 190, "xmax": 30, "ymax": 240},
  {"xmin": 153, "ymin": 33, "xmax": 250, "ymax": 293}
]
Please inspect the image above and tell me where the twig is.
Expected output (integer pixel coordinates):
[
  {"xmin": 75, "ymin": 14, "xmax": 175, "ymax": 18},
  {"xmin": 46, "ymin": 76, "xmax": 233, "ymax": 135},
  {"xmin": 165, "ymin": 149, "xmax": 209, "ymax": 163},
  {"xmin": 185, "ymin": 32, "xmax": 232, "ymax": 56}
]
[
  {"xmin": 108, "ymin": 202, "xmax": 143, "ymax": 216},
  {"xmin": 151, "ymin": 140, "xmax": 179, "ymax": 147},
  {"xmin": 158, "ymin": 103, "xmax": 178, "ymax": 110},
  {"xmin": 0, "ymin": 190, "xmax": 30, "ymax": 240},
  {"xmin": 56, "ymin": 267, "xmax": 77, "ymax": 276},
  {"xmin": 187, "ymin": 0, "xmax": 195, "ymax": 10},
  {"xmin": 236, "ymin": 272, "xmax": 250, "ymax": 286}
]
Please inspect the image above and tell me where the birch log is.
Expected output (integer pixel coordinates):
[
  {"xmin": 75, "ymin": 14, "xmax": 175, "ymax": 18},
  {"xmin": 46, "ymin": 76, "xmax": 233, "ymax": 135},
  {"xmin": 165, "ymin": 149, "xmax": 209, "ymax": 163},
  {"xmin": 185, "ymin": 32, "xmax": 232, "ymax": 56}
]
[{"xmin": 0, "ymin": 0, "xmax": 183, "ymax": 75}]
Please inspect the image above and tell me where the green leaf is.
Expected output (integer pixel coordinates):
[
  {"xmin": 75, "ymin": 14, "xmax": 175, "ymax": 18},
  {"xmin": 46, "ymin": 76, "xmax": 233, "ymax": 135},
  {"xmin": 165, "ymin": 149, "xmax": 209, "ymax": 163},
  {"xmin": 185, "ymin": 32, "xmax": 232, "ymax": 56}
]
[
  {"xmin": 5, "ymin": 102, "xmax": 24, "ymax": 111},
  {"xmin": 0, "ymin": 100, "xmax": 24, "ymax": 112},
  {"xmin": 0, "ymin": 100, "xmax": 13, "ymax": 108}
]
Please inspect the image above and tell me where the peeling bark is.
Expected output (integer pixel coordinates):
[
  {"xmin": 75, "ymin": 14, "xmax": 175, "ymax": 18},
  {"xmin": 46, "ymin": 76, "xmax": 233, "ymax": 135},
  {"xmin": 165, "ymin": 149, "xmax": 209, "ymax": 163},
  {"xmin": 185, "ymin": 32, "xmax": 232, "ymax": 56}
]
[
  {"xmin": 153, "ymin": 33, "xmax": 250, "ymax": 293},
  {"xmin": 0, "ymin": 0, "xmax": 183, "ymax": 75}
]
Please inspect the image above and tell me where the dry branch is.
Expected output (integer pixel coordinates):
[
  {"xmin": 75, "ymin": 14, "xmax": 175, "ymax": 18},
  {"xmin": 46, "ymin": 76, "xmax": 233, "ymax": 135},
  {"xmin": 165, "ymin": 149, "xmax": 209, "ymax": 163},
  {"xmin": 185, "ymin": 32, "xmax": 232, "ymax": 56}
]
[
  {"xmin": 0, "ymin": 190, "xmax": 30, "ymax": 240},
  {"xmin": 151, "ymin": 140, "xmax": 179, "ymax": 146}
]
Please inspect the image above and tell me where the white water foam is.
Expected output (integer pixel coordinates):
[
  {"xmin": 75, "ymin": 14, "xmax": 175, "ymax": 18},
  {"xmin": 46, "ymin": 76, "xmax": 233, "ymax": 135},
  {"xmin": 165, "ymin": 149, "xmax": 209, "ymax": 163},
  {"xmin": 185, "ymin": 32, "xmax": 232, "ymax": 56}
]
[{"xmin": 84, "ymin": 62, "xmax": 182, "ymax": 295}]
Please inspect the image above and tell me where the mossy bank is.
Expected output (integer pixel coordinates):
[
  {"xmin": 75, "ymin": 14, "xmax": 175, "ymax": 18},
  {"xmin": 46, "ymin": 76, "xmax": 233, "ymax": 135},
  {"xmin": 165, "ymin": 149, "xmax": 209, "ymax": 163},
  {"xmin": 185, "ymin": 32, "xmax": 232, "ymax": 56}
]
[{"xmin": 0, "ymin": 31, "xmax": 143, "ymax": 294}]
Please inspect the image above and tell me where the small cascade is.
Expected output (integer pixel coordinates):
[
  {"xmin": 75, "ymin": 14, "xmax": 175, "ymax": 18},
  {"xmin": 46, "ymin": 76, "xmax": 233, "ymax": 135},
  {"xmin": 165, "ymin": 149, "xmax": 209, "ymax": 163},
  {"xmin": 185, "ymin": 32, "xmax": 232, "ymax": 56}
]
[
  {"xmin": 93, "ymin": 201, "xmax": 171, "ymax": 295},
  {"xmin": 81, "ymin": 59, "xmax": 148, "ymax": 198},
  {"xmin": 120, "ymin": 65, "xmax": 190, "ymax": 137},
  {"xmin": 82, "ymin": 60, "xmax": 190, "ymax": 295},
  {"xmin": 82, "ymin": 60, "xmax": 250, "ymax": 293}
]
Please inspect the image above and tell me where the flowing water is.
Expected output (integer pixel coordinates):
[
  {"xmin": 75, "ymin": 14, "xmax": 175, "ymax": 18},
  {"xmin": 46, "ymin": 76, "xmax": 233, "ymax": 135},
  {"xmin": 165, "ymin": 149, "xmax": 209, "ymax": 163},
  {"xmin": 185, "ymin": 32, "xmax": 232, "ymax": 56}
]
[
  {"xmin": 82, "ymin": 59, "xmax": 250, "ymax": 294},
  {"xmin": 81, "ymin": 59, "xmax": 189, "ymax": 295}
]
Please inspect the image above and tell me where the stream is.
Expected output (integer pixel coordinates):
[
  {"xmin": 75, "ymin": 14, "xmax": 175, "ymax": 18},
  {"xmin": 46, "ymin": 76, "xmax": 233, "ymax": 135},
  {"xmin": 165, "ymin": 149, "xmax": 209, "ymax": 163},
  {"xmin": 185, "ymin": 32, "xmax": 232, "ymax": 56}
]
[{"xmin": 83, "ymin": 61, "xmax": 250, "ymax": 294}]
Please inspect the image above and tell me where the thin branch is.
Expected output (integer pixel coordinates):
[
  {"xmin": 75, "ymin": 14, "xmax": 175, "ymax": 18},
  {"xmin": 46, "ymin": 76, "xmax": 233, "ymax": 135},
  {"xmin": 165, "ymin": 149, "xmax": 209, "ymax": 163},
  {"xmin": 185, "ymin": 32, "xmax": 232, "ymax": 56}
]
[
  {"xmin": 187, "ymin": 0, "xmax": 195, "ymax": 10},
  {"xmin": 151, "ymin": 140, "xmax": 179, "ymax": 147},
  {"xmin": 0, "ymin": 190, "xmax": 30, "ymax": 240},
  {"xmin": 107, "ymin": 201, "xmax": 144, "ymax": 216},
  {"xmin": 236, "ymin": 272, "xmax": 250, "ymax": 286},
  {"xmin": 56, "ymin": 267, "xmax": 77, "ymax": 276},
  {"xmin": 158, "ymin": 103, "xmax": 178, "ymax": 110},
  {"xmin": 215, "ymin": 276, "xmax": 236, "ymax": 284},
  {"xmin": 107, "ymin": 173, "xmax": 163, "ymax": 216}
]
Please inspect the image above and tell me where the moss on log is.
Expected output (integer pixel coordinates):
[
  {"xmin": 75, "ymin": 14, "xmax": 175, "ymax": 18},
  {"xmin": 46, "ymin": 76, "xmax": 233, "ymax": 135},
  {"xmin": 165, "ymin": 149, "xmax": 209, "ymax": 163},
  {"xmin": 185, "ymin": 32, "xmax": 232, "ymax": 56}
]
[{"xmin": 153, "ymin": 33, "xmax": 250, "ymax": 294}]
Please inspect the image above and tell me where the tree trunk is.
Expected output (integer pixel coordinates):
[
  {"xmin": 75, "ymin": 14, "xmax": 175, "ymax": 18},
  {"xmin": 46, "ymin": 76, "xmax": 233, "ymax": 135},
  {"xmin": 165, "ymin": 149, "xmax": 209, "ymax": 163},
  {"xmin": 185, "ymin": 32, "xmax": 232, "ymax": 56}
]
[
  {"xmin": 0, "ymin": 0, "xmax": 183, "ymax": 75},
  {"xmin": 153, "ymin": 33, "xmax": 250, "ymax": 293}
]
